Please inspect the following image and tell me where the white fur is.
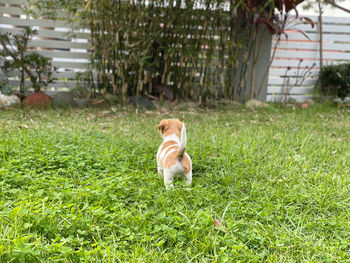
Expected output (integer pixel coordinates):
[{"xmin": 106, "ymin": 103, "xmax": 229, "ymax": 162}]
[{"xmin": 178, "ymin": 124, "xmax": 186, "ymax": 158}]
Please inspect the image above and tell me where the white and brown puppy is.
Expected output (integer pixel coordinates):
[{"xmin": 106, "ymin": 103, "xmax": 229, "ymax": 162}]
[{"xmin": 157, "ymin": 119, "xmax": 192, "ymax": 189}]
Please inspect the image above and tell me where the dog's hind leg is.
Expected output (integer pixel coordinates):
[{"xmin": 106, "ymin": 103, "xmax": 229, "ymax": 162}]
[
  {"xmin": 163, "ymin": 170, "xmax": 174, "ymax": 190},
  {"xmin": 185, "ymin": 171, "xmax": 192, "ymax": 186},
  {"xmin": 157, "ymin": 166, "xmax": 164, "ymax": 178}
]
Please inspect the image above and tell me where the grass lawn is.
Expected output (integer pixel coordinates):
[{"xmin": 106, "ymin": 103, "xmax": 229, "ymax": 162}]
[{"xmin": 1, "ymin": 105, "xmax": 350, "ymax": 262}]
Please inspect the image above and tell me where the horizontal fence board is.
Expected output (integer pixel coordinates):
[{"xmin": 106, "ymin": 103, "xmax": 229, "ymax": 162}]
[
  {"xmin": 321, "ymin": 16, "xmax": 350, "ymax": 24},
  {"xmin": 27, "ymin": 39, "xmax": 91, "ymax": 50},
  {"xmin": 271, "ymin": 59, "xmax": 319, "ymax": 67},
  {"xmin": 268, "ymin": 78, "xmax": 316, "ymax": 86},
  {"xmin": 268, "ymin": 86, "xmax": 315, "ymax": 94},
  {"xmin": 52, "ymin": 61, "xmax": 90, "ymax": 69},
  {"xmin": 274, "ymin": 50, "xmax": 350, "ymax": 60},
  {"xmin": 269, "ymin": 68, "xmax": 319, "ymax": 77},
  {"xmin": 267, "ymin": 94, "xmax": 314, "ymax": 103},
  {"xmin": 0, "ymin": 47, "xmax": 90, "ymax": 59},
  {"xmin": 271, "ymin": 59, "xmax": 320, "ymax": 67},
  {"xmin": 271, "ymin": 59, "xmax": 344, "ymax": 69},
  {"xmin": 0, "ymin": 6, "xmax": 26, "ymax": 16},
  {"xmin": 26, "ymin": 49, "xmax": 90, "ymax": 59},
  {"xmin": 0, "ymin": 5, "xmax": 67, "ymax": 18},
  {"xmin": 0, "ymin": 16, "xmax": 78, "ymax": 28},
  {"xmin": 7, "ymin": 70, "xmax": 84, "ymax": 79},
  {"xmin": 278, "ymin": 32, "xmax": 350, "ymax": 42},
  {"xmin": 288, "ymin": 15, "xmax": 350, "ymax": 25},
  {"xmin": 0, "ymin": 27, "xmax": 90, "ymax": 39},
  {"xmin": 0, "ymin": 0, "xmax": 27, "ymax": 5},
  {"xmin": 275, "ymin": 41, "xmax": 350, "ymax": 51},
  {"xmin": 296, "ymin": 23, "xmax": 350, "ymax": 34},
  {"xmin": 53, "ymin": 71, "xmax": 83, "ymax": 79},
  {"xmin": 9, "ymin": 79, "xmax": 80, "ymax": 88}
]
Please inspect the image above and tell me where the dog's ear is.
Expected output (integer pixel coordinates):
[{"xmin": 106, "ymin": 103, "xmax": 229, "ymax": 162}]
[{"xmin": 158, "ymin": 120, "xmax": 168, "ymax": 135}]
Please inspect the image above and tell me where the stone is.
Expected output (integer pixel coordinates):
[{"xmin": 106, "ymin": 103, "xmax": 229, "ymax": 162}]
[
  {"xmin": 0, "ymin": 93, "xmax": 21, "ymax": 108},
  {"xmin": 52, "ymin": 91, "xmax": 76, "ymax": 107},
  {"xmin": 23, "ymin": 92, "xmax": 52, "ymax": 108},
  {"xmin": 206, "ymin": 98, "xmax": 241, "ymax": 109},
  {"xmin": 152, "ymin": 82, "xmax": 174, "ymax": 101},
  {"xmin": 104, "ymin": 93, "xmax": 121, "ymax": 104},
  {"xmin": 91, "ymin": 98, "xmax": 109, "ymax": 108},
  {"xmin": 129, "ymin": 96, "xmax": 156, "ymax": 110},
  {"xmin": 245, "ymin": 99, "xmax": 269, "ymax": 108},
  {"xmin": 75, "ymin": 98, "xmax": 90, "ymax": 108},
  {"xmin": 173, "ymin": 100, "xmax": 198, "ymax": 111},
  {"xmin": 305, "ymin": 98, "xmax": 314, "ymax": 106}
]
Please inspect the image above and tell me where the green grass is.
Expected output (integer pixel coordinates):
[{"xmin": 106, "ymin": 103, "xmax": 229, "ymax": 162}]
[{"xmin": 1, "ymin": 105, "xmax": 350, "ymax": 262}]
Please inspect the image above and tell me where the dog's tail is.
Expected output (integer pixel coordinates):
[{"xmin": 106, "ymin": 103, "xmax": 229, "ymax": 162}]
[{"xmin": 178, "ymin": 123, "xmax": 186, "ymax": 160}]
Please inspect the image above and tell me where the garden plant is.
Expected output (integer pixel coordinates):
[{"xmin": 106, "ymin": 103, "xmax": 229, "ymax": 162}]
[{"xmin": 0, "ymin": 27, "xmax": 54, "ymax": 95}]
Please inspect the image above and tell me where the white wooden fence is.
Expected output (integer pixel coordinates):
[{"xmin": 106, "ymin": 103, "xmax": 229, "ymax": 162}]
[
  {"xmin": 267, "ymin": 15, "xmax": 350, "ymax": 102},
  {"xmin": 0, "ymin": 0, "xmax": 91, "ymax": 90},
  {"xmin": 1, "ymin": 1, "xmax": 350, "ymax": 101}
]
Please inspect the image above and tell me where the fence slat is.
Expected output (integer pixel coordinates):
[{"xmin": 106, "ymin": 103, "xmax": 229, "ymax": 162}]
[
  {"xmin": 268, "ymin": 86, "xmax": 315, "ymax": 94},
  {"xmin": 0, "ymin": 0, "xmax": 27, "ymax": 5},
  {"xmin": 27, "ymin": 40, "xmax": 91, "ymax": 50},
  {"xmin": 0, "ymin": 27, "xmax": 90, "ymax": 40},
  {"xmin": 27, "ymin": 49, "xmax": 90, "ymax": 59},
  {"xmin": 269, "ymin": 68, "xmax": 319, "ymax": 77},
  {"xmin": 9, "ymin": 80, "xmax": 79, "ymax": 88},
  {"xmin": 275, "ymin": 41, "xmax": 350, "ymax": 51},
  {"xmin": 278, "ymin": 32, "xmax": 350, "ymax": 42},
  {"xmin": 296, "ymin": 23, "xmax": 350, "ymax": 33},
  {"xmin": 52, "ymin": 61, "xmax": 90, "ymax": 69},
  {"xmin": 0, "ymin": 16, "xmax": 78, "ymax": 28},
  {"xmin": 321, "ymin": 16, "xmax": 350, "ymax": 24},
  {"xmin": 268, "ymin": 78, "xmax": 316, "ymax": 86},
  {"xmin": 267, "ymin": 94, "xmax": 314, "ymax": 103},
  {"xmin": 274, "ymin": 50, "xmax": 350, "ymax": 60},
  {"xmin": 0, "ymin": 6, "xmax": 67, "ymax": 18}
]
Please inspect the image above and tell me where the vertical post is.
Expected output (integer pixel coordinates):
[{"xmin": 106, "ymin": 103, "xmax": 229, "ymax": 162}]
[{"xmin": 317, "ymin": 0, "xmax": 323, "ymax": 89}]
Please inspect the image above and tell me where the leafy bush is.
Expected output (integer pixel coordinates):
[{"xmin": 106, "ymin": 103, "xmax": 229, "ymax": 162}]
[
  {"xmin": 319, "ymin": 63, "xmax": 350, "ymax": 99},
  {"xmin": 0, "ymin": 27, "xmax": 54, "ymax": 93}
]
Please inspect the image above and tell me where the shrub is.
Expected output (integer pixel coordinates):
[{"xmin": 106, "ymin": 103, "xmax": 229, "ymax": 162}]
[
  {"xmin": 319, "ymin": 63, "xmax": 350, "ymax": 99},
  {"xmin": 0, "ymin": 27, "xmax": 54, "ymax": 94}
]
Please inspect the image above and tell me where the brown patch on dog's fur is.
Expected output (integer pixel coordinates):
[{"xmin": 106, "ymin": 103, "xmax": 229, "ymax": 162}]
[
  {"xmin": 162, "ymin": 151, "xmax": 191, "ymax": 173},
  {"xmin": 159, "ymin": 144, "xmax": 179, "ymax": 165},
  {"xmin": 158, "ymin": 119, "xmax": 182, "ymax": 138},
  {"xmin": 181, "ymin": 156, "xmax": 191, "ymax": 174},
  {"xmin": 159, "ymin": 140, "xmax": 178, "ymax": 152}
]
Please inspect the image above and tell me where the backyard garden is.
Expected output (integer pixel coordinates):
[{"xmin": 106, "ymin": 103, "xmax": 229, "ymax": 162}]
[{"xmin": 1, "ymin": 0, "xmax": 350, "ymax": 261}]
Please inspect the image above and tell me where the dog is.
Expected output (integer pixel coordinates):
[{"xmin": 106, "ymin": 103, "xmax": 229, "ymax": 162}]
[{"xmin": 157, "ymin": 119, "xmax": 192, "ymax": 189}]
